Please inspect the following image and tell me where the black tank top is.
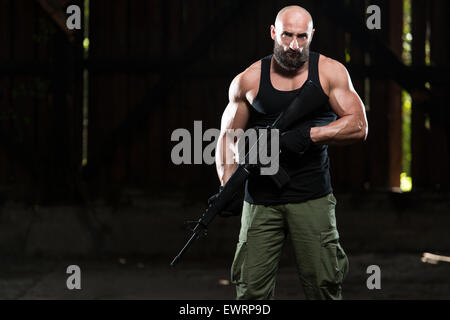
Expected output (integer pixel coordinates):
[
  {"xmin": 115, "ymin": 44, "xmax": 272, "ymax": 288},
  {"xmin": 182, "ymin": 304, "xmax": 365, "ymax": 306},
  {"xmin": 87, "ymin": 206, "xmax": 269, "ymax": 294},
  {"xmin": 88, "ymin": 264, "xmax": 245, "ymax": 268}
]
[{"xmin": 245, "ymin": 51, "xmax": 337, "ymax": 205}]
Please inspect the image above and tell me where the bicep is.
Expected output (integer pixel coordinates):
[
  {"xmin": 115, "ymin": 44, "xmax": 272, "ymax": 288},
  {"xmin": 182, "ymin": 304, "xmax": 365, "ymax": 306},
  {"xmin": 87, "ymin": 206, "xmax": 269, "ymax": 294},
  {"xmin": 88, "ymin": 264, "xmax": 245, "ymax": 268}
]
[
  {"xmin": 217, "ymin": 89, "xmax": 249, "ymax": 169},
  {"xmin": 220, "ymin": 100, "xmax": 250, "ymax": 131},
  {"xmin": 220, "ymin": 75, "xmax": 250, "ymax": 131},
  {"xmin": 328, "ymin": 65, "xmax": 366, "ymax": 120}
]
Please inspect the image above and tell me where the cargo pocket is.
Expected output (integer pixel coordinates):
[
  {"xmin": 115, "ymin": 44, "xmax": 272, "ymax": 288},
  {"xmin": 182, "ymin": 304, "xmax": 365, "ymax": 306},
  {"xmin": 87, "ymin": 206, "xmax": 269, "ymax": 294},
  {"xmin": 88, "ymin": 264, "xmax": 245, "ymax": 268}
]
[
  {"xmin": 231, "ymin": 241, "xmax": 247, "ymax": 285},
  {"xmin": 336, "ymin": 242, "xmax": 349, "ymax": 280},
  {"xmin": 328, "ymin": 193, "xmax": 337, "ymax": 206},
  {"xmin": 320, "ymin": 229, "xmax": 348, "ymax": 286}
]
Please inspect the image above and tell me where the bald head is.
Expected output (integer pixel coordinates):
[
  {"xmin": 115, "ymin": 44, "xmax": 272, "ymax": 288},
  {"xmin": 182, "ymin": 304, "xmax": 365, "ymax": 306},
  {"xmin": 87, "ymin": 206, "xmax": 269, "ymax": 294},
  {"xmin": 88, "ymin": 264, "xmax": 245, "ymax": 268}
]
[{"xmin": 275, "ymin": 5, "xmax": 313, "ymax": 31}]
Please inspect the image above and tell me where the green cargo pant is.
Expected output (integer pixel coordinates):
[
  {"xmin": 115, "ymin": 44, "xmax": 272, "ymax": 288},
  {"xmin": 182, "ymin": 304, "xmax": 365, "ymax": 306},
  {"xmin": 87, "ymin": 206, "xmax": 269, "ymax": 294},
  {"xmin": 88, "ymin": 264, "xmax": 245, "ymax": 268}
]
[{"xmin": 230, "ymin": 193, "xmax": 349, "ymax": 300}]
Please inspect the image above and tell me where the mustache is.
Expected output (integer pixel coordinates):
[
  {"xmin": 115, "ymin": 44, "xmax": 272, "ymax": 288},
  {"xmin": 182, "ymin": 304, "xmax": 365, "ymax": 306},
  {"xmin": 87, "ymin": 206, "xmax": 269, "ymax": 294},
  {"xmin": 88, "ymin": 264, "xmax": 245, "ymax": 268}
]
[
  {"xmin": 286, "ymin": 50, "xmax": 302, "ymax": 57},
  {"xmin": 287, "ymin": 48, "xmax": 307, "ymax": 56}
]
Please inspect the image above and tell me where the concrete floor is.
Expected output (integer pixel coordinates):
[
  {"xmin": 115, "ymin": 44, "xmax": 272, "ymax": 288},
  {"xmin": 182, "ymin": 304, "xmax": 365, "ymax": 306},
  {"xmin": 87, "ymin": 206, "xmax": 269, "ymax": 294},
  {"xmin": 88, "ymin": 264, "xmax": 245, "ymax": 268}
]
[
  {"xmin": 1, "ymin": 191, "xmax": 450, "ymax": 300},
  {"xmin": 1, "ymin": 253, "xmax": 449, "ymax": 300}
]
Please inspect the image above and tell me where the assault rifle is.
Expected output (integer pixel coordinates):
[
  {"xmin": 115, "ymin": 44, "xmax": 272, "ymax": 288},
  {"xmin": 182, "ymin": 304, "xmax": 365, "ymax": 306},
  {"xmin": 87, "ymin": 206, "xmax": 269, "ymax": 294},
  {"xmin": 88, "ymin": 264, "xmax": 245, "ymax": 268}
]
[{"xmin": 170, "ymin": 80, "xmax": 328, "ymax": 266}]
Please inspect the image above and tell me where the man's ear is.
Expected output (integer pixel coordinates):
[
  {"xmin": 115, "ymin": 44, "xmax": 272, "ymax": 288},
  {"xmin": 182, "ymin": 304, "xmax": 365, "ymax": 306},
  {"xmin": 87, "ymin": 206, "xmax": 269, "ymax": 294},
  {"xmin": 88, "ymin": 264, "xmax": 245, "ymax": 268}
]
[
  {"xmin": 309, "ymin": 28, "xmax": 315, "ymax": 43},
  {"xmin": 270, "ymin": 25, "xmax": 276, "ymax": 41}
]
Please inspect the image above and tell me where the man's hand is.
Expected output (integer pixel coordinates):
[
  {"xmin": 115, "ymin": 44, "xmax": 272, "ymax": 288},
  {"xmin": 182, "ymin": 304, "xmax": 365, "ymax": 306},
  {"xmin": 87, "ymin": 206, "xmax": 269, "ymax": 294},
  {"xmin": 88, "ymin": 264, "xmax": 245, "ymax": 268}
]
[
  {"xmin": 280, "ymin": 121, "xmax": 314, "ymax": 158},
  {"xmin": 208, "ymin": 186, "xmax": 244, "ymax": 218}
]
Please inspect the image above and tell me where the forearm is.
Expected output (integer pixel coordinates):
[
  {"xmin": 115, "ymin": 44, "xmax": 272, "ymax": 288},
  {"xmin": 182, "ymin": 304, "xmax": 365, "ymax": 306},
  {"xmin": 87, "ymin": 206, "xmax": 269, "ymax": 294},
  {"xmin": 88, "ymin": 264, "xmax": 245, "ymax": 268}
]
[
  {"xmin": 217, "ymin": 163, "xmax": 239, "ymax": 186},
  {"xmin": 215, "ymin": 131, "xmax": 239, "ymax": 186},
  {"xmin": 310, "ymin": 114, "xmax": 367, "ymax": 146}
]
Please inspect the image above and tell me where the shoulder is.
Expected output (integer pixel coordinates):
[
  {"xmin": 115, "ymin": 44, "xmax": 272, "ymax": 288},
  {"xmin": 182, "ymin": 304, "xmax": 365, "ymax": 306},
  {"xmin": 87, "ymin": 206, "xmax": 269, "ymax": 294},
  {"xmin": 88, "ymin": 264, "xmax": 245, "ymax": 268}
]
[
  {"xmin": 318, "ymin": 54, "xmax": 347, "ymax": 75},
  {"xmin": 229, "ymin": 60, "xmax": 261, "ymax": 102},
  {"xmin": 318, "ymin": 54, "xmax": 351, "ymax": 89}
]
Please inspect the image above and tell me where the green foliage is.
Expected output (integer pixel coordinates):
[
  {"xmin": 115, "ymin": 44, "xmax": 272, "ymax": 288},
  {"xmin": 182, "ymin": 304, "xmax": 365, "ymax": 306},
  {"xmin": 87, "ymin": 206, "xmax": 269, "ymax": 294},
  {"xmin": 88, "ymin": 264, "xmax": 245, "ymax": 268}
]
[
  {"xmin": 83, "ymin": 0, "xmax": 90, "ymax": 57},
  {"xmin": 402, "ymin": 0, "xmax": 412, "ymax": 66},
  {"xmin": 400, "ymin": 0, "xmax": 413, "ymax": 191},
  {"xmin": 402, "ymin": 90, "xmax": 412, "ymax": 177}
]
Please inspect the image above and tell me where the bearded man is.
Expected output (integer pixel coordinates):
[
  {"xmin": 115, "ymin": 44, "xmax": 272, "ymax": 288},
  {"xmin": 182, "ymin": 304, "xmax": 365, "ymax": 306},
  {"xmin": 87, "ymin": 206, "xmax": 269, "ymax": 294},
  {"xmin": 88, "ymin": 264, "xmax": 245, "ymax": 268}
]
[{"xmin": 214, "ymin": 5, "xmax": 368, "ymax": 300}]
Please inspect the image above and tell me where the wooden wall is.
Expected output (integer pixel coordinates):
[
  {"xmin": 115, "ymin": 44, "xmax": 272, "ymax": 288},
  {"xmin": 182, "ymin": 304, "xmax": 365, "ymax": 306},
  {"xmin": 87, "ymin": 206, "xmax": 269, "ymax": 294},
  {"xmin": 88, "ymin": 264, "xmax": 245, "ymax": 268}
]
[
  {"xmin": 0, "ymin": 0, "xmax": 448, "ymax": 202},
  {"xmin": 411, "ymin": 0, "xmax": 450, "ymax": 191},
  {"xmin": 0, "ymin": 0, "xmax": 83, "ymax": 202}
]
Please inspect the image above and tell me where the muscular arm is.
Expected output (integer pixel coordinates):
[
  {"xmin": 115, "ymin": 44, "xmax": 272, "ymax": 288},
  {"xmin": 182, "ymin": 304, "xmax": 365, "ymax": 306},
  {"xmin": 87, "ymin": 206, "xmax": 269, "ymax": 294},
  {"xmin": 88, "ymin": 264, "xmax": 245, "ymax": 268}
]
[
  {"xmin": 216, "ymin": 74, "xmax": 250, "ymax": 185},
  {"xmin": 310, "ymin": 60, "xmax": 368, "ymax": 145}
]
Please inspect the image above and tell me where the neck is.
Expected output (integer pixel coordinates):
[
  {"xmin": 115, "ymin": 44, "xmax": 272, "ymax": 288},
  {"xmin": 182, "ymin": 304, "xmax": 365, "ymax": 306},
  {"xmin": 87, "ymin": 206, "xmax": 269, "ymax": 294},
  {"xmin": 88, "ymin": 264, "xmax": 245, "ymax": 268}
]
[{"xmin": 272, "ymin": 56, "xmax": 308, "ymax": 78}]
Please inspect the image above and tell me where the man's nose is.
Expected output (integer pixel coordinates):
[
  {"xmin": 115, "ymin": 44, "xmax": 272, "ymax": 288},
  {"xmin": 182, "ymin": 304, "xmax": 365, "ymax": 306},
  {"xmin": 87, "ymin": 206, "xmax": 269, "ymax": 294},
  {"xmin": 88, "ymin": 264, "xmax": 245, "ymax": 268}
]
[{"xmin": 289, "ymin": 38, "xmax": 299, "ymax": 50}]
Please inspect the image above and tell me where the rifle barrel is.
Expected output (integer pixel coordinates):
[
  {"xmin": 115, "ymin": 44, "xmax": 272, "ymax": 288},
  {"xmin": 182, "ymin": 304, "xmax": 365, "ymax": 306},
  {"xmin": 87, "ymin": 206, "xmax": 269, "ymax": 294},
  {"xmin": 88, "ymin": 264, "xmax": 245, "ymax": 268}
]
[{"xmin": 170, "ymin": 227, "xmax": 201, "ymax": 266}]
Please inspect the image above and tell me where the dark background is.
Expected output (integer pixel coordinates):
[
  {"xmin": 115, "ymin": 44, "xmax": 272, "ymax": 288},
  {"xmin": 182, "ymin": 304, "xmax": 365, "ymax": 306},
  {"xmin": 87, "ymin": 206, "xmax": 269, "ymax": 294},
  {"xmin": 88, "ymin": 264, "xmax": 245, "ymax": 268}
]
[{"xmin": 0, "ymin": 0, "xmax": 449, "ymax": 299}]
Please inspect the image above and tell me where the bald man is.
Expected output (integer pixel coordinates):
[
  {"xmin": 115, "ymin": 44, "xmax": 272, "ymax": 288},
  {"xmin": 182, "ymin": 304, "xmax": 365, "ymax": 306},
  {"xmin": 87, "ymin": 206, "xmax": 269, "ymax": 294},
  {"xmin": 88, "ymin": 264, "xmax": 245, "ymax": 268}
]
[{"xmin": 215, "ymin": 6, "xmax": 368, "ymax": 300}]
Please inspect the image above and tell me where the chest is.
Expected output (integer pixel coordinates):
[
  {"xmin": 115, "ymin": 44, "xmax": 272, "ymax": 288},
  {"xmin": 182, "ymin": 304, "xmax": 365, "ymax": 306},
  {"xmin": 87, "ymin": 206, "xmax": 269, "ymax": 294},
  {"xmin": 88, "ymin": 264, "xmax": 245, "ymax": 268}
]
[{"xmin": 270, "ymin": 71, "xmax": 308, "ymax": 91}]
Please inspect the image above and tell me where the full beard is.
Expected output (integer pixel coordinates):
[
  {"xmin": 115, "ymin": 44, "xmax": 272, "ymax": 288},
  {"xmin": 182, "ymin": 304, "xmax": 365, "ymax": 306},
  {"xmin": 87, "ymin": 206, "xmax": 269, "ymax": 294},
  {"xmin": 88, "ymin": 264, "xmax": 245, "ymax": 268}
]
[{"xmin": 273, "ymin": 42, "xmax": 310, "ymax": 71}]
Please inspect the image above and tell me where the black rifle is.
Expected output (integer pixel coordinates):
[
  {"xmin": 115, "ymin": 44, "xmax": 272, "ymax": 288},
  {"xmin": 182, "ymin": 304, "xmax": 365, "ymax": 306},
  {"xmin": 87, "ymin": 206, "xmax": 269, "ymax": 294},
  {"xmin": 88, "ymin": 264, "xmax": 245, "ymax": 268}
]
[{"xmin": 170, "ymin": 80, "xmax": 328, "ymax": 266}]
